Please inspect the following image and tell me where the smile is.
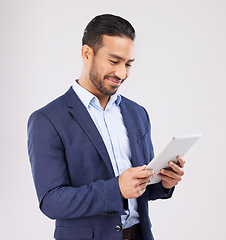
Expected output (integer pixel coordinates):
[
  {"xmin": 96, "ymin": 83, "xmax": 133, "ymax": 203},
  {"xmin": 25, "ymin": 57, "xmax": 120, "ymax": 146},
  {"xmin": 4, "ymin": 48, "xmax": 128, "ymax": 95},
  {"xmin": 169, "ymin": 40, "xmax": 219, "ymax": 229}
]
[{"xmin": 106, "ymin": 77, "xmax": 122, "ymax": 87}]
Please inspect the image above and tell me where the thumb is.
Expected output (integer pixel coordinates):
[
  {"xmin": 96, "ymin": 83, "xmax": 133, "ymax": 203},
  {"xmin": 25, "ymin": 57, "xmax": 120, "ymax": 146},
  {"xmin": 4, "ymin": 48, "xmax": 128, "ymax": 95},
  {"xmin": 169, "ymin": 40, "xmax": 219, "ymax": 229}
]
[{"xmin": 136, "ymin": 165, "xmax": 147, "ymax": 171}]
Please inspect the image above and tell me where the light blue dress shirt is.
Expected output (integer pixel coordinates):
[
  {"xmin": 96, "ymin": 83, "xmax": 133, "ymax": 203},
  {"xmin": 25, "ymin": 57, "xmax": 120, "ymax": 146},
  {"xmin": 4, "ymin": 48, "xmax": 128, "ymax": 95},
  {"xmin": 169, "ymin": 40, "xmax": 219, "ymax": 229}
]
[{"xmin": 72, "ymin": 80, "xmax": 139, "ymax": 228}]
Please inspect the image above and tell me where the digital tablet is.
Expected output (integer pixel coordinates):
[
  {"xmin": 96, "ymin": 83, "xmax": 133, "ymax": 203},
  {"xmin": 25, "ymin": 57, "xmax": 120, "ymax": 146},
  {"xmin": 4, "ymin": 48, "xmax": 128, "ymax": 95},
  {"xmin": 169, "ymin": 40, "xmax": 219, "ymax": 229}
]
[{"xmin": 146, "ymin": 134, "xmax": 202, "ymax": 184}]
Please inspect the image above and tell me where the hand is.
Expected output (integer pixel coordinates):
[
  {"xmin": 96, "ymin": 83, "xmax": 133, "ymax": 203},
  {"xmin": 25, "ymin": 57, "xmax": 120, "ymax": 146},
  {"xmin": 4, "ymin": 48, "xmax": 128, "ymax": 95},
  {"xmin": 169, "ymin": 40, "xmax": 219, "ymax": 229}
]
[
  {"xmin": 158, "ymin": 155, "xmax": 185, "ymax": 189},
  {"xmin": 118, "ymin": 165, "xmax": 155, "ymax": 199}
]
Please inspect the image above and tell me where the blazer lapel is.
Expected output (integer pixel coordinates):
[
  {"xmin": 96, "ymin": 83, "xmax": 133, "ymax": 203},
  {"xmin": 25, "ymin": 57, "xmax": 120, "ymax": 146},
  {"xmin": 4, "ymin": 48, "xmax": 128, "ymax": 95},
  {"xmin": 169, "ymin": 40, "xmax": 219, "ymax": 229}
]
[
  {"xmin": 64, "ymin": 87, "xmax": 115, "ymax": 175},
  {"xmin": 120, "ymin": 98, "xmax": 141, "ymax": 167}
]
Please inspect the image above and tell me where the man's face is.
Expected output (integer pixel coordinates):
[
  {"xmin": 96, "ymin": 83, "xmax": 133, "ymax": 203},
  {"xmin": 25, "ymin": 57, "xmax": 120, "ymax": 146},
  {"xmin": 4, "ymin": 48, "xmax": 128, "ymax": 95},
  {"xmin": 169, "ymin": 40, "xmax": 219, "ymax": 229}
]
[{"xmin": 88, "ymin": 35, "xmax": 135, "ymax": 96}]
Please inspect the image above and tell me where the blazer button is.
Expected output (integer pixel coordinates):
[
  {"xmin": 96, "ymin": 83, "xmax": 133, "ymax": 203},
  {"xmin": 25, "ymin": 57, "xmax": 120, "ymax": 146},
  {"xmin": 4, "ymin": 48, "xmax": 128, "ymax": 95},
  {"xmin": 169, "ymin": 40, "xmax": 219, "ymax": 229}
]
[{"xmin": 115, "ymin": 225, "xmax": 122, "ymax": 232}]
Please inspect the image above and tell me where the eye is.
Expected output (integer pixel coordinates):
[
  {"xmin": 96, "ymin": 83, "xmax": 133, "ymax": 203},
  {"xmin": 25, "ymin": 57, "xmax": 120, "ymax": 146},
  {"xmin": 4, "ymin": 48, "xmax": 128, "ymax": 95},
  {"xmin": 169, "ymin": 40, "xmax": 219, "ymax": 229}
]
[
  {"xmin": 110, "ymin": 60, "xmax": 118, "ymax": 64},
  {"xmin": 126, "ymin": 63, "xmax": 132, "ymax": 68}
]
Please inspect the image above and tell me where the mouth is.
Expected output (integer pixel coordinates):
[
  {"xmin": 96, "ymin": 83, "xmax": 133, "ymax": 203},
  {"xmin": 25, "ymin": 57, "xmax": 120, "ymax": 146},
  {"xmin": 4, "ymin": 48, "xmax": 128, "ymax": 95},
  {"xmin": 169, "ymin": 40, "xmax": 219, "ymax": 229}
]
[{"xmin": 105, "ymin": 76, "xmax": 122, "ymax": 87}]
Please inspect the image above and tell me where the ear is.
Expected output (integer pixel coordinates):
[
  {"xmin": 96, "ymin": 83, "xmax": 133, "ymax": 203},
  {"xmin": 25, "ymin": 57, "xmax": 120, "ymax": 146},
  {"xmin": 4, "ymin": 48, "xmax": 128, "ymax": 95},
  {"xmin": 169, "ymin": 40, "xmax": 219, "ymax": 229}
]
[{"xmin": 81, "ymin": 44, "xmax": 94, "ymax": 62}]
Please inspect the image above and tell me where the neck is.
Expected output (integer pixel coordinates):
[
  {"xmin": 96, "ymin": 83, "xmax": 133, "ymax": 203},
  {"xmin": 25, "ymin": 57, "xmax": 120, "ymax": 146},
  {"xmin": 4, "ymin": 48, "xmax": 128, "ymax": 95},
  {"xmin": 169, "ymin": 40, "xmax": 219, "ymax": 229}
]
[
  {"xmin": 96, "ymin": 94, "xmax": 110, "ymax": 110},
  {"xmin": 78, "ymin": 73, "xmax": 110, "ymax": 110}
]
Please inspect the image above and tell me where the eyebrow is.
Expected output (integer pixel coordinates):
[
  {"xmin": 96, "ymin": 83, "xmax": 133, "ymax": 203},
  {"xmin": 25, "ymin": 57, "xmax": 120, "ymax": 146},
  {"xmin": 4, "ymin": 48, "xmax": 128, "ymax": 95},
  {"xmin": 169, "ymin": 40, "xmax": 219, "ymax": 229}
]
[{"xmin": 108, "ymin": 54, "xmax": 135, "ymax": 62}]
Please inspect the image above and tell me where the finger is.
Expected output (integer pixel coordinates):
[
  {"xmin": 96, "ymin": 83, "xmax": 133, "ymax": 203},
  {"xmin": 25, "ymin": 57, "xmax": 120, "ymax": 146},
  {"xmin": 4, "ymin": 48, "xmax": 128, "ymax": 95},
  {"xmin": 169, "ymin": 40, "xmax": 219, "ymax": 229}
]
[
  {"xmin": 168, "ymin": 161, "xmax": 184, "ymax": 176},
  {"xmin": 140, "ymin": 169, "xmax": 155, "ymax": 178},
  {"xmin": 160, "ymin": 168, "xmax": 182, "ymax": 181},
  {"xmin": 177, "ymin": 155, "xmax": 185, "ymax": 168},
  {"xmin": 139, "ymin": 180, "xmax": 149, "ymax": 189},
  {"xmin": 137, "ymin": 166, "xmax": 155, "ymax": 177},
  {"xmin": 140, "ymin": 175, "xmax": 154, "ymax": 185},
  {"xmin": 135, "ymin": 165, "xmax": 155, "ymax": 175},
  {"xmin": 135, "ymin": 169, "xmax": 155, "ymax": 179},
  {"xmin": 137, "ymin": 176, "xmax": 152, "ymax": 186},
  {"xmin": 138, "ymin": 187, "xmax": 146, "ymax": 196},
  {"xmin": 158, "ymin": 173, "xmax": 179, "ymax": 185},
  {"xmin": 138, "ymin": 182, "xmax": 148, "ymax": 194},
  {"xmin": 135, "ymin": 165, "xmax": 147, "ymax": 171}
]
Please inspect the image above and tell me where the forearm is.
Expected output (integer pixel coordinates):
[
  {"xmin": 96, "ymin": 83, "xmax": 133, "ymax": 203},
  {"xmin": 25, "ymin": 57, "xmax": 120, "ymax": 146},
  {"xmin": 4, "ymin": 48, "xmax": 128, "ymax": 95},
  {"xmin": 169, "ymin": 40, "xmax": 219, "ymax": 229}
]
[
  {"xmin": 40, "ymin": 177, "xmax": 126, "ymax": 219},
  {"xmin": 146, "ymin": 181, "xmax": 174, "ymax": 200}
]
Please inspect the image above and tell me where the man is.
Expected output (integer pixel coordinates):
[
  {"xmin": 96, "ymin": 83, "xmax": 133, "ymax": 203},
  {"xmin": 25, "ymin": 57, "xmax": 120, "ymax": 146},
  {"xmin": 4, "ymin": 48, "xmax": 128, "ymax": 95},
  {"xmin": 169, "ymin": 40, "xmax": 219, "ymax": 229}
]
[{"xmin": 27, "ymin": 14, "xmax": 185, "ymax": 240}]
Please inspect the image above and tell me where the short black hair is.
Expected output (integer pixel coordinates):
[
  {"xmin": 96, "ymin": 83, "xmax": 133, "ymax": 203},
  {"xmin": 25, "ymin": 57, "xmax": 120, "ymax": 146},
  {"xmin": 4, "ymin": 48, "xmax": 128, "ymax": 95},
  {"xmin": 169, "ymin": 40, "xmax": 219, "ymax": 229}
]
[{"xmin": 82, "ymin": 14, "xmax": 135, "ymax": 54}]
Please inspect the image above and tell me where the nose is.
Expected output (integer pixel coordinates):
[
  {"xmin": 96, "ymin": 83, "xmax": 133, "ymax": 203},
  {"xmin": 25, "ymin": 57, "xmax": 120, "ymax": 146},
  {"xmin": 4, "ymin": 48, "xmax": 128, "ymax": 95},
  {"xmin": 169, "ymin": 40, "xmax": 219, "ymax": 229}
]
[{"xmin": 115, "ymin": 66, "xmax": 127, "ymax": 80}]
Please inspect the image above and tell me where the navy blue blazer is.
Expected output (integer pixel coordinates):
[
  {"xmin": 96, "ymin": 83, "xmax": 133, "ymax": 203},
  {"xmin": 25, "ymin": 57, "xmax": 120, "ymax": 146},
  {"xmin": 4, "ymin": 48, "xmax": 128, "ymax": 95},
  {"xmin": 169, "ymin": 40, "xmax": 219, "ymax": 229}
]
[{"xmin": 27, "ymin": 87, "xmax": 173, "ymax": 240}]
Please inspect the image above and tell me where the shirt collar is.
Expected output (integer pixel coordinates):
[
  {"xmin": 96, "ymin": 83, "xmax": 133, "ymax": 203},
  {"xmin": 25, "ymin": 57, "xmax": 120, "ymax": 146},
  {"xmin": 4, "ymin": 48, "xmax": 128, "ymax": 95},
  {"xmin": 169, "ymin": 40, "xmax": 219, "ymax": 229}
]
[{"xmin": 72, "ymin": 80, "xmax": 121, "ymax": 109}]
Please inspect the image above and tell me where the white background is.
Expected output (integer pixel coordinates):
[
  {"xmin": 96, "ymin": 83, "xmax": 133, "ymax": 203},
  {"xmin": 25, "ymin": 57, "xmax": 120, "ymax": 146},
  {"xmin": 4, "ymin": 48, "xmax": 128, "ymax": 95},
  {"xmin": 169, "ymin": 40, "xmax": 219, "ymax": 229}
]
[{"xmin": 1, "ymin": 0, "xmax": 226, "ymax": 239}]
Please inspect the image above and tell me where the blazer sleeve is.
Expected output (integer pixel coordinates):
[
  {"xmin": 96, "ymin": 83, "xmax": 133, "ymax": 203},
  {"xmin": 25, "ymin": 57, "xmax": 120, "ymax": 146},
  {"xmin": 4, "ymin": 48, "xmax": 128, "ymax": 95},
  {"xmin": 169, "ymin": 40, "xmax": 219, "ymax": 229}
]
[
  {"xmin": 141, "ymin": 107, "xmax": 175, "ymax": 200},
  {"xmin": 146, "ymin": 182, "xmax": 174, "ymax": 200},
  {"xmin": 27, "ymin": 111, "xmax": 126, "ymax": 220}
]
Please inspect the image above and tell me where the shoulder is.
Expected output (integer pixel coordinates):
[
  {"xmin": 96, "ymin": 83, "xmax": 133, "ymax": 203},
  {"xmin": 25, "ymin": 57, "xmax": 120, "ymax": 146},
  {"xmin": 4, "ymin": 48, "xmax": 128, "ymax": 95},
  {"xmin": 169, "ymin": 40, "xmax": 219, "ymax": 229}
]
[
  {"xmin": 29, "ymin": 95, "xmax": 64, "ymax": 119},
  {"xmin": 120, "ymin": 95, "xmax": 143, "ymax": 109},
  {"xmin": 120, "ymin": 95, "xmax": 149, "ymax": 119},
  {"xmin": 28, "ymin": 88, "xmax": 72, "ymax": 124}
]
